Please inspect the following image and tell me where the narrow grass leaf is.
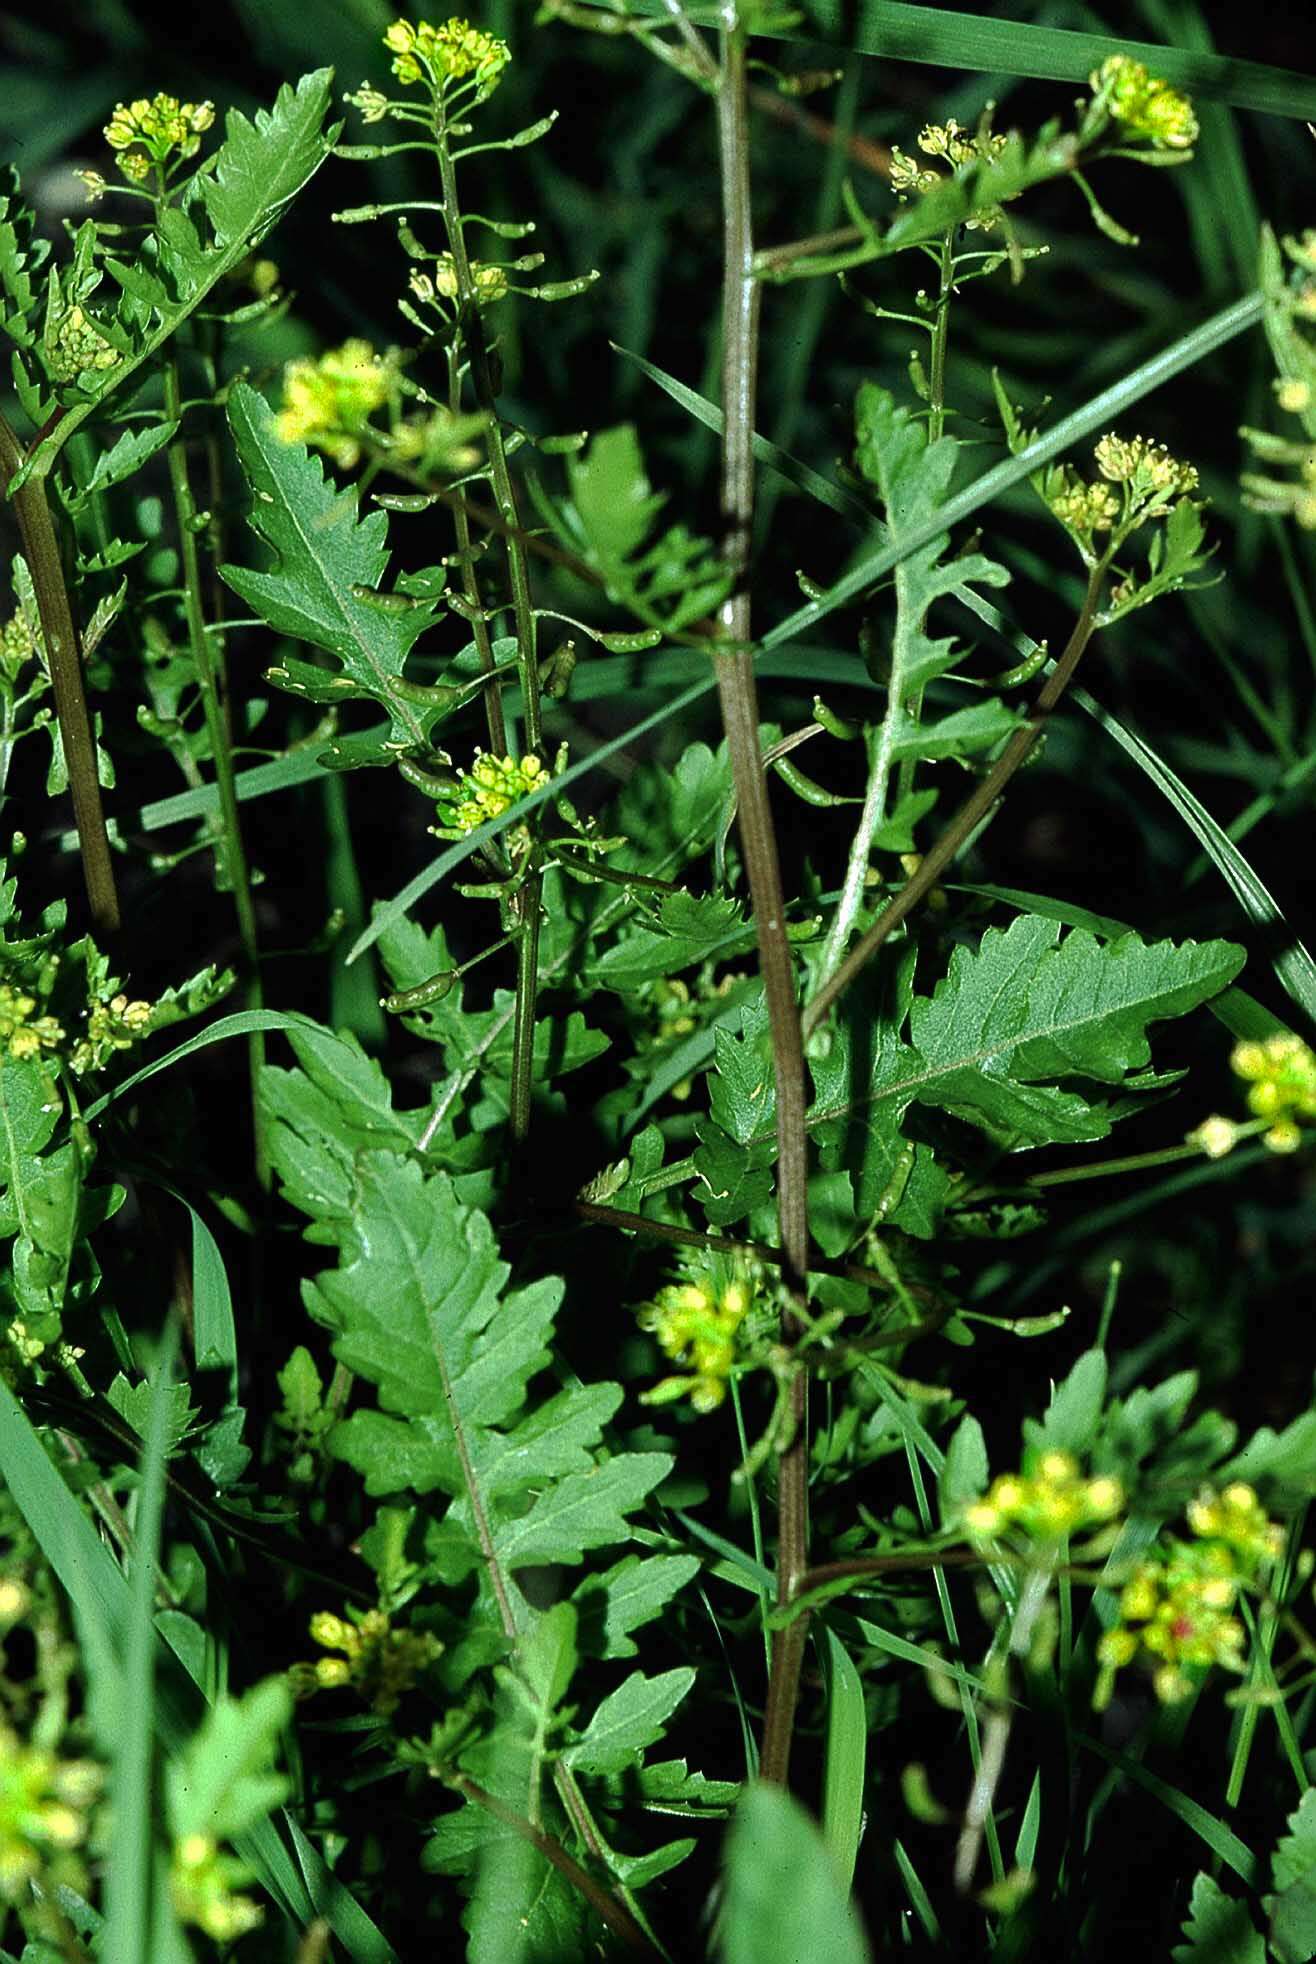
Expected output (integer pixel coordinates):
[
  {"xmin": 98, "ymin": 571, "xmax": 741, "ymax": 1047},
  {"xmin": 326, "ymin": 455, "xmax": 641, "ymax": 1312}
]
[
  {"xmin": 820, "ymin": 1624, "xmax": 867, "ymax": 1892},
  {"xmin": 628, "ymin": 1, "xmax": 1316, "ymax": 119},
  {"xmin": 103, "ymin": 1323, "xmax": 181, "ymax": 1961}
]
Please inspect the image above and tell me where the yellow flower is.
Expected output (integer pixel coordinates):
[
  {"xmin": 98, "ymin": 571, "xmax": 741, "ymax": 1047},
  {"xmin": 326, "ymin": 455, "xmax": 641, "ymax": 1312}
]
[
  {"xmin": 294, "ymin": 1606, "xmax": 442, "ymax": 1713},
  {"xmin": 427, "ymin": 254, "xmax": 510, "ymax": 304},
  {"xmin": 0, "ymin": 982, "xmax": 64, "ymax": 1061}
]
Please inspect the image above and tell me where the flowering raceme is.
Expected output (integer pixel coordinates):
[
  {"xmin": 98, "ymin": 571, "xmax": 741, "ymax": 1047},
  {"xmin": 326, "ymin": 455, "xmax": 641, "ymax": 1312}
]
[{"xmin": 384, "ymin": 16, "xmax": 510, "ymax": 96}]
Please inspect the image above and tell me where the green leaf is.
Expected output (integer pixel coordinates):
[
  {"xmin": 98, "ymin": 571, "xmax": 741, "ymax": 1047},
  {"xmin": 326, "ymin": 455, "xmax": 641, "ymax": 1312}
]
[
  {"xmin": 1222, "ymin": 1413, "xmax": 1316, "ymax": 1493},
  {"xmin": 466, "ymin": 1831, "xmax": 588, "ymax": 1964},
  {"xmin": 820, "ymin": 1628, "xmax": 866, "ymax": 1896},
  {"xmin": 855, "ymin": 383, "xmax": 1010, "ymax": 699},
  {"xmin": 709, "ymin": 994, "xmax": 777, "ymax": 1147},
  {"xmin": 1172, "ymin": 1873, "xmax": 1264, "ymax": 1963},
  {"xmin": 0, "ymin": 1054, "xmax": 80, "ymax": 1316},
  {"xmin": 167, "ymin": 1679, "xmax": 293, "ymax": 1844},
  {"xmin": 635, "ymin": 1759, "xmax": 741, "ymax": 1814},
  {"xmin": 1268, "ymin": 1790, "xmax": 1316, "ymax": 1964},
  {"xmin": 107, "ymin": 1373, "xmax": 197, "ymax": 1454},
  {"xmin": 693, "ymin": 1119, "xmax": 775, "ymax": 1229},
  {"xmin": 222, "ymin": 381, "xmax": 442, "ymax": 749},
  {"xmin": 202, "ymin": 76, "xmax": 337, "ymax": 249},
  {"xmin": 939, "ymin": 1416, "xmax": 989, "ymax": 1525},
  {"xmin": 564, "ymin": 1666, "xmax": 696, "ymax": 1775},
  {"xmin": 284, "ymin": 1155, "xmax": 670, "ymax": 1573},
  {"xmin": 589, "ymin": 891, "xmax": 752, "ymax": 989},
  {"xmin": 1024, "ymin": 1349, "xmax": 1107, "ymax": 1458},
  {"xmin": 566, "ymin": 424, "xmax": 667, "ymax": 567},
  {"xmin": 908, "ymin": 915, "xmax": 1245, "ymax": 1148},
  {"xmin": 719, "ymin": 1784, "xmax": 871, "ymax": 1964},
  {"xmin": 67, "ymin": 420, "xmax": 179, "ymax": 509},
  {"xmin": 0, "ymin": 166, "xmax": 50, "ymax": 350},
  {"xmin": 571, "ymin": 1554, "xmax": 701, "ymax": 1660}
]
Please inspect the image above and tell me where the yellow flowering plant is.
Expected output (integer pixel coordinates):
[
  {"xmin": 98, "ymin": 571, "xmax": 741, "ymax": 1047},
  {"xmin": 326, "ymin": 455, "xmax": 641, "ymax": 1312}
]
[{"xmin": 2, "ymin": 7, "xmax": 1316, "ymax": 1962}]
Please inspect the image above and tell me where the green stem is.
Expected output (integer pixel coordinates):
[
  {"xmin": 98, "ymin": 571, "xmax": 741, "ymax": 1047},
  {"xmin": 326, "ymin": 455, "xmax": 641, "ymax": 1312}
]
[
  {"xmin": 160, "ymin": 356, "xmax": 268, "ymax": 1186},
  {"xmin": 436, "ymin": 99, "xmax": 543, "ymax": 1142},
  {"xmin": 449, "ymin": 1775, "xmax": 663, "ymax": 1958},
  {"xmin": 445, "ymin": 338, "xmax": 507, "ymax": 756},
  {"xmin": 0, "ymin": 412, "xmax": 119, "ymax": 934},
  {"xmin": 714, "ymin": 9, "xmax": 811, "ymax": 1790},
  {"xmin": 893, "ymin": 230, "xmax": 955, "ymax": 809},
  {"xmin": 803, "ymin": 565, "xmax": 1106, "ymax": 1039}
]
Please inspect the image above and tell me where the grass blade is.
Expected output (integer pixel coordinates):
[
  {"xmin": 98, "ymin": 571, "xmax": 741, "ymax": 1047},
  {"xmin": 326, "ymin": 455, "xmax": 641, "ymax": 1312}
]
[
  {"xmin": 629, "ymin": 1, "xmax": 1316, "ymax": 119},
  {"xmin": 104, "ymin": 1323, "xmax": 181, "ymax": 1961},
  {"xmin": 1068, "ymin": 680, "xmax": 1316, "ymax": 1029},
  {"xmin": 759, "ymin": 292, "xmax": 1264, "ymax": 657},
  {"xmin": 820, "ymin": 1624, "xmax": 867, "ymax": 1893}
]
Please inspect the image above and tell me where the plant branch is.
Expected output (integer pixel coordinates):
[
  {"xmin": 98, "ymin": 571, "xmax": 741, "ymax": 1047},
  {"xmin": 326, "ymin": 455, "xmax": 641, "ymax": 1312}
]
[
  {"xmin": 803, "ymin": 564, "xmax": 1107, "ymax": 1039},
  {"xmin": 449, "ymin": 1774, "xmax": 664, "ymax": 1958},
  {"xmin": 0, "ymin": 411, "xmax": 119, "ymax": 934},
  {"xmin": 436, "ymin": 106, "xmax": 545, "ymax": 1142},
  {"xmin": 713, "ymin": 5, "xmax": 811, "ymax": 1789}
]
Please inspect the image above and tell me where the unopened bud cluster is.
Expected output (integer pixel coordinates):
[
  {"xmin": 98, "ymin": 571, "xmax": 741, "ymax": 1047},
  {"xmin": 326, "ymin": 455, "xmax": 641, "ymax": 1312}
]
[
  {"xmin": 962, "ymin": 1450, "xmax": 1124, "ymax": 1542},
  {"xmin": 1089, "ymin": 56, "xmax": 1199, "ymax": 150},
  {"xmin": 289, "ymin": 1607, "xmax": 443, "ymax": 1714},
  {"xmin": 635, "ymin": 1261, "xmax": 761, "ymax": 1414},
  {"xmin": 103, "ymin": 92, "xmax": 215, "ymax": 182},
  {"xmin": 1232, "ymin": 1033, "xmax": 1316, "ymax": 1154},
  {"xmin": 435, "ymin": 750, "xmax": 551, "ymax": 837},
  {"xmin": 1095, "ymin": 1483, "xmax": 1283, "ymax": 1707}
]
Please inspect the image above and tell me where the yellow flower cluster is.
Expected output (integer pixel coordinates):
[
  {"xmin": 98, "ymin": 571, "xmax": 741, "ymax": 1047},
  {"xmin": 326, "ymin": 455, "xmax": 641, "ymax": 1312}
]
[
  {"xmin": 1093, "ymin": 433, "xmax": 1200, "ymax": 498},
  {"xmin": 45, "ymin": 303, "xmax": 120, "ymax": 384},
  {"xmin": 437, "ymin": 749, "xmax": 550, "ymax": 835},
  {"xmin": 0, "ymin": 981, "xmax": 64, "ymax": 1062},
  {"xmin": 636, "ymin": 1264, "xmax": 757, "ymax": 1414},
  {"xmin": 1091, "ymin": 56, "xmax": 1199, "ymax": 152},
  {"xmin": 69, "ymin": 992, "xmax": 154, "ymax": 1077},
  {"xmin": 0, "ymin": 1720, "xmax": 101, "ymax": 1902},
  {"xmin": 888, "ymin": 119, "xmax": 1011, "ymax": 230},
  {"xmin": 103, "ymin": 93, "xmax": 215, "ymax": 182},
  {"xmin": 1095, "ymin": 1483, "xmax": 1282, "ymax": 1707},
  {"xmin": 1232, "ymin": 1033, "xmax": 1316, "ymax": 1153},
  {"xmin": 963, "ymin": 1450, "xmax": 1125, "ymax": 1542},
  {"xmin": 384, "ymin": 16, "xmax": 511, "ymax": 94},
  {"xmin": 289, "ymin": 1608, "xmax": 443, "ymax": 1715},
  {"xmin": 1045, "ymin": 430, "xmax": 1198, "ymax": 548},
  {"xmin": 275, "ymin": 339, "xmax": 395, "ymax": 469},
  {"xmin": 171, "ymin": 1833, "xmax": 263, "ymax": 1943}
]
